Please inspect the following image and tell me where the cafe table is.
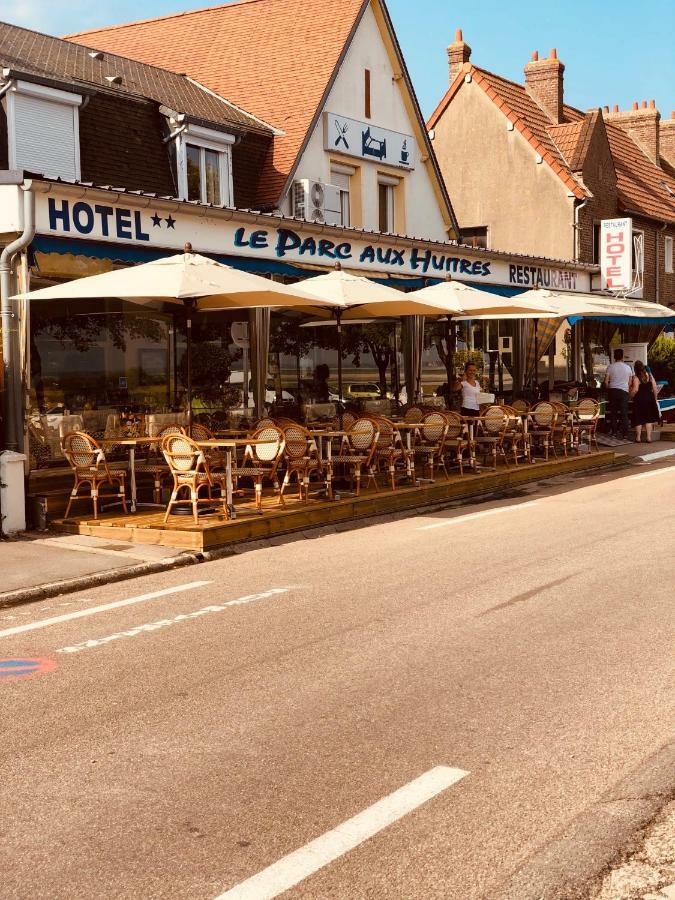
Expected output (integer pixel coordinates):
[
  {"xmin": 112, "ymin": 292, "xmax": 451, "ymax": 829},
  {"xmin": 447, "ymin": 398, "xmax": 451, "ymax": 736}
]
[
  {"xmin": 100, "ymin": 436, "xmax": 157, "ymax": 513},
  {"xmin": 305, "ymin": 430, "xmax": 348, "ymax": 500},
  {"xmin": 197, "ymin": 438, "xmax": 278, "ymax": 518}
]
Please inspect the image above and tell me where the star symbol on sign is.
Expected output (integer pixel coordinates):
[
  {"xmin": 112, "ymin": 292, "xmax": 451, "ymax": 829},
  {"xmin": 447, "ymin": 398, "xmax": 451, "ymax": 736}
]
[
  {"xmin": 165, "ymin": 215, "xmax": 176, "ymax": 229},
  {"xmin": 151, "ymin": 213, "xmax": 162, "ymax": 227}
]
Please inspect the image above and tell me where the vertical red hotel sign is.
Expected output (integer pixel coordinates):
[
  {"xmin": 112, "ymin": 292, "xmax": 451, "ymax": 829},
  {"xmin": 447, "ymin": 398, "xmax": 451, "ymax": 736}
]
[{"xmin": 600, "ymin": 218, "xmax": 633, "ymax": 291}]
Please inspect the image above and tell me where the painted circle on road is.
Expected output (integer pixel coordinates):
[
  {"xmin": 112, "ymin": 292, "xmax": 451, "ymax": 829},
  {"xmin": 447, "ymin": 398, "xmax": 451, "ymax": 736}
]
[{"xmin": 0, "ymin": 658, "xmax": 57, "ymax": 681}]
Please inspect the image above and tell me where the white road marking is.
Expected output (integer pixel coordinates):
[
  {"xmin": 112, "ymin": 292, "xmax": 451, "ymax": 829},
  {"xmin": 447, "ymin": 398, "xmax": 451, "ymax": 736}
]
[
  {"xmin": 0, "ymin": 581, "xmax": 212, "ymax": 640},
  {"xmin": 629, "ymin": 466, "xmax": 675, "ymax": 480},
  {"xmin": 635, "ymin": 448, "xmax": 675, "ymax": 463},
  {"xmin": 56, "ymin": 588, "xmax": 290, "ymax": 654},
  {"xmin": 215, "ymin": 766, "xmax": 469, "ymax": 900},
  {"xmin": 417, "ymin": 500, "xmax": 540, "ymax": 530}
]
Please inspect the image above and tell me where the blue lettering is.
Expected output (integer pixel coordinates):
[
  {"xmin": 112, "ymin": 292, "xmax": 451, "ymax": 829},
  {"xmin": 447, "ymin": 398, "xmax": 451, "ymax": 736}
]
[
  {"xmin": 250, "ymin": 230, "xmax": 268, "ymax": 249},
  {"xmin": 482, "ymin": 263, "xmax": 491, "ymax": 276},
  {"xmin": 299, "ymin": 237, "xmax": 317, "ymax": 256},
  {"xmin": 471, "ymin": 261, "xmax": 483, "ymax": 276},
  {"xmin": 335, "ymin": 242, "xmax": 352, "ymax": 260},
  {"xmin": 447, "ymin": 257, "xmax": 460, "ymax": 273},
  {"xmin": 459, "ymin": 259, "xmax": 472, "ymax": 274},
  {"xmin": 431, "ymin": 254, "xmax": 446, "ymax": 271},
  {"xmin": 95, "ymin": 205, "xmax": 113, "ymax": 237},
  {"xmin": 48, "ymin": 198, "xmax": 70, "ymax": 232},
  {"xmin": 410, "ymin": 248, "xmax": 431, "ymax": 272},
  {"xmin": 234, "ymin": 227, "xmax": 248, "ymax": 247},
  {"xmin": 134, "ymin": 211, "xmax": 150, "ymax": 242},
  {"xmin": 275, "ymin": 228, "xmax": 302, "ymax": 257},
  {"xmin": 116, "ymin": 208, "xmax": 132, "ymax": 239},
  {"xmin": 72, "ymin": 202, "xmax": 94, "ymax": 235},
  {"xmin": 359, "ymin": 246, "xmax": 375, "ymax": 264},
  {"xmin": 390, "ymin": 249, "xmax": 405, "ymax": 266},
  {"xmin": 317, "ymin": 239, "xmax": 336, "ymax": 259}
]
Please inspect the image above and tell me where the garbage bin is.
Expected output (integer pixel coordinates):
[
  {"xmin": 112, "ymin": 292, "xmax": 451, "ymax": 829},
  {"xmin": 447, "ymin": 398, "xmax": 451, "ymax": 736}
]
[{"xmin": 0, "ymin": 451, "xmax": 27, "ymax": 535}]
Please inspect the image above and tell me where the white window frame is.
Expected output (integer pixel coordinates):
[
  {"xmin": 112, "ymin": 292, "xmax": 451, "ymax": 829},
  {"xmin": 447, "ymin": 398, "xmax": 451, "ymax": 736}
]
[
  {"xmin": 176, "ymin": 123, "xmax": 235, "ymax": 206},
  {"xmin": 378, "ymin": 174, "xmax": 398, "ymax": 234},
  {"xmin": 665, "ymin": 235, "xmax": 674, "ymax": 274},
  {"xmin": 330, "ymin": 162, "xmax": 354, "ymax": 228},
  {"xmin": 3, "ymin": 79, "xmax": 82, "ymax": 179}
]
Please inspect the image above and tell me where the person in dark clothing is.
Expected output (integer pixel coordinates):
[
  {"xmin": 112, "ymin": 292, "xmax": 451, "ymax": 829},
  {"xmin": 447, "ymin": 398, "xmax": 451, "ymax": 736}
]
[
  {"xmin": 629, "ymin": 359, "xmax": 660, "ymax": 442},
  {"xmin": 604, "ymin": 348, "xmax": 632, "ymax": 438},
  {"xmin": 312, "ymin": 364, "xmax": 331, "ymax": 402}
]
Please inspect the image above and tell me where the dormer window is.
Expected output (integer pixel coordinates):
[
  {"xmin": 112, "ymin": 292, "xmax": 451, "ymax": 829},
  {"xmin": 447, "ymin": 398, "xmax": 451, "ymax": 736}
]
[
  {"xmin": 176, "ymin": 123, "xmax": 234, "ymax": 206},
  {"xmin": 3, "ymin": 79, "xmax": 82, "ymax": 180}
]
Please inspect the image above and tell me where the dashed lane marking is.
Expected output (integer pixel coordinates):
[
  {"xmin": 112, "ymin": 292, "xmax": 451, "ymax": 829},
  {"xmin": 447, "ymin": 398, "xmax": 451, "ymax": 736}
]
[
  {"xmin": 215, "ymin": 766, "xmax": 469, "ymax": 900},
  {"xmin": 417, "ymin": 500, "xmax": 540, "ymax": 530},
  {"xmin": 56, "ymin": 588, "xmax": 291, "ymax": 654},
  {"xmin": 0, "ymin": 581, "xmax": 212, "ymax": 640}
]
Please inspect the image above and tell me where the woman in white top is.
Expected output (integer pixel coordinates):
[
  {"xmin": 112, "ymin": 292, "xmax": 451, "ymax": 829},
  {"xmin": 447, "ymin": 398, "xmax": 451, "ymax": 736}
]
[{"xmin": 459, "ymin": 362, "xmax": 481, "ymax": 418}]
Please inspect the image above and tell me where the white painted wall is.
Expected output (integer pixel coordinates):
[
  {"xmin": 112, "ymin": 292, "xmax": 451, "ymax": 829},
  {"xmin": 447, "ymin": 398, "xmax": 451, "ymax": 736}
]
[{"xmin": 281, "ymin": 2, "xmax": 449, "ymax": 243}]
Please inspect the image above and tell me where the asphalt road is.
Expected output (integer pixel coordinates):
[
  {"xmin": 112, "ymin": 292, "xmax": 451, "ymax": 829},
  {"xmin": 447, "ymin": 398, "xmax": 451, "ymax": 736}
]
[{"xmin": 1, "ymin": 460, "xmax": 674, "ymax": 900}]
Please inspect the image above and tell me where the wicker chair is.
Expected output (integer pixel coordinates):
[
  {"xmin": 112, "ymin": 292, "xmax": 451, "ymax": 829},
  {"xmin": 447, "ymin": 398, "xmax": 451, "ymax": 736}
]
[
  {"xmin": 511, "ymin": 399, "xmax": 530, "ymax": 415},
  {"xmin": 328, "ymin": 416, "xmax": 379, "ymax": 496},
  {"xmin": 62, "ymin": 431, "xmax": 127, "ymax": 519},
  {"xmin": 550, "ymin": 401, "xmax": 572, "ymax": 457},
  {"xmin": 370, "ymin": 416, "xmax": 413, "ymax": 490},
  {"xmin": 528, "ymin": 401, "xmax": 557, "ymax": 461},
  {"xmin": 442, "ymin": 411, "xmax": 470, "ymax": 476},
  {"xmin": 414, "ymin": 411, "xmax": 450, "ymax": 481},
  {"xmin": 471, "ymin": 406, "xmax": 510, "ymax": 470},
  {"xmin": 404, "ymin": 406, "xmax": 424, "ymax": 423},
  {"xmin": 572, "ymin": 398, "xmax": 600, "ymax": 453},
  {"xmin": 281, "ymin": 423, "xmax": 323, "ymax": 502},
  {"xmin": 500, "ymin": 405, "xmax": 530, "ymax": 465},
  {"xmin": 135, "ymin": 423, "xmax": 185, "ymax": 503},
  {"xmin": 232, "ymin": 425, "xmax": 286, "ymax": 512},
  {"xmin": 161, "ymin": 432, "xmax": 222, "ymax": 523}
]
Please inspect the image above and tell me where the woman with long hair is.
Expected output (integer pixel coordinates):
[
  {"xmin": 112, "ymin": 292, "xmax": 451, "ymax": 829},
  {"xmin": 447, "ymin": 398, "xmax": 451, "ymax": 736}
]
[{"xmin": 629, "ymin": 360, "xmax": 660, "ymax": 442}]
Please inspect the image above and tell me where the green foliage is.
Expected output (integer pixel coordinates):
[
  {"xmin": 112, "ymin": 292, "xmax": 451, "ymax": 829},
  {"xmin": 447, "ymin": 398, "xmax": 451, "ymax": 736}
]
[
  {"xmin": 179, "ymin": 343, "xmax": 234, "ymax": 405},
  {"xmin": 648, "ymin": 335, "xmax": 675, "ymax": 388}
]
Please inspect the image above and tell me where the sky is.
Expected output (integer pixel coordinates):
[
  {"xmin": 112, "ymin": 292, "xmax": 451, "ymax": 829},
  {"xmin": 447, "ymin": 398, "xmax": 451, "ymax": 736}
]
[{"xmin": 4, "ymin": 0, "xmax": 674, "ymax": 119}]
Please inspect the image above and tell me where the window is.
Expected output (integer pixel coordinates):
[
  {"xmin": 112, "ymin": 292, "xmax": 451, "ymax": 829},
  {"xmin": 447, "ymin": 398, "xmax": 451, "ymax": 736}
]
[
  {"xmin": 364, "ymin": 69, "xmax": 371, "ymax": 119},
  {"xmin": 330, "ymin": 164, "xmax": 354, "ymax": 228},
  {"xmin": 177, "ymin": 123, "xmax": 234, "ymax": 206},
  {"xmin": 665, "ymin": 236, "xmax": 674, "ymax": 274},
  {"xmin": 3, "ymin": 80, "xmax": 82, "ymax": 180},
  {"xmin": 461, "ymin": 226, "xmax": 488, "ymax": 250},
  {"xmin": 378, "ymin": 177, "xmax": 397, "ymax": 234}
]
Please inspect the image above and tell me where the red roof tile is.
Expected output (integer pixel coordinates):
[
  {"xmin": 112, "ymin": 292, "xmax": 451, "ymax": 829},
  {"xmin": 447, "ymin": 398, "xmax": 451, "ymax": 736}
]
[
  {"xmin": 604, "ymin": 121, "xmax": 675, "ymax": 223},
  {"xmin": 66, "ymin": 0, "xmax": 367, "ymax": 208}
]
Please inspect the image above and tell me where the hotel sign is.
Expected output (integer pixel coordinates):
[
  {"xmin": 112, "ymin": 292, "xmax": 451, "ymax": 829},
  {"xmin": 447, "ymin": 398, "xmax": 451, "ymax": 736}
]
[
  {"xmin": 323, "ymin": 112, "xmax": 415, "ymax": 170},
  {"xmin": 32, "ymin": 193, "xmax": 589, "ymax": 292},
  {"xmin": 600, "ymin": 217, "xmax": 632, "ymax": 291}
]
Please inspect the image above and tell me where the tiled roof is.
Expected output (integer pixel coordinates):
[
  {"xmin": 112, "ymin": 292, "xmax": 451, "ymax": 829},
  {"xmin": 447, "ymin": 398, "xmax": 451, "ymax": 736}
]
[
  {"xmin": 0, "ymin": 20, "xmax": 272, "ymax": 135},
  {"xmin": 428, "ymin": 61, "xmax": 675, "ymax": 224},
  {"xmin": 603, "ymin": 121, "xmax": 675, "ymax": 223},
  {"xmin": 65, "ymin": 0, "xmax": 368, "ymax": 208}
]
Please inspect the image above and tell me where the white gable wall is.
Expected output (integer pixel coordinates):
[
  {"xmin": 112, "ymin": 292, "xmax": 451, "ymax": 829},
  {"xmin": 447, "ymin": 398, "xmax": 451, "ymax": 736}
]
[{"xmin": 281, "ymin": 2, "xmax": 449, "ymax": 243}]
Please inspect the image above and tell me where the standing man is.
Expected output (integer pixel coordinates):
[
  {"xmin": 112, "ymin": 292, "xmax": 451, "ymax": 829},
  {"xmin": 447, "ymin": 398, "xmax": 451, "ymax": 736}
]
[{"xmin": 604, "ymin": 348, "xmax": 632, "ymax": 438}]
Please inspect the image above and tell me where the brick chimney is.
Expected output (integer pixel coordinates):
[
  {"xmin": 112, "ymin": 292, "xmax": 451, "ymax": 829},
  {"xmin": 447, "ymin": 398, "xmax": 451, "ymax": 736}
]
[
  {"xmin": 524, "ymin": 49, "xmax": 565, "ymax": 124},
  {"xmin": 447, "ymin": 29, "xmax": 471, "ymax": 85},
  {"xmin": 604, "ymin": 100, "xmax": 661, "ymax": 164},
  {"xmin": 660, "ymin": 111, "xmax": 675, "ymax": 169}
]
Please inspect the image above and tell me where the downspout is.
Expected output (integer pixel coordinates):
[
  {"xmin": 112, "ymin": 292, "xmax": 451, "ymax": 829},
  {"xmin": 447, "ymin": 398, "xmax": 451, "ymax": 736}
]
[
  {"xmin": 571, "ymin": 196, "xmax": 588, "ymax": 382},
  {"xmin": 0, "ymin": 180, "xmax": 35, "ymax": 451},
  {"xmin": 656, "ymin": 221, "xmax": 667, "ymax": 303}
]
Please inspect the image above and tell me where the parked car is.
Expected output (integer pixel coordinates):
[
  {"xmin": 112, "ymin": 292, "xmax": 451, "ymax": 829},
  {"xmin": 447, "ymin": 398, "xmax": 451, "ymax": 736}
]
[{"xmin": 344, "ymin": 382, "xmax": 383, "ymax": 400}]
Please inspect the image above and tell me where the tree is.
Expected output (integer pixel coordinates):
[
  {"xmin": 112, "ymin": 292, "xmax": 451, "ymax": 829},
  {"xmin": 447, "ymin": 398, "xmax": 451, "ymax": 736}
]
[
  {"xmin": 648, "ymin": 334, "xmax": 675, "ymax": 389},
  {"xmin": 428, "ymin": 319, "xmax": 458, "ymax": 386}
]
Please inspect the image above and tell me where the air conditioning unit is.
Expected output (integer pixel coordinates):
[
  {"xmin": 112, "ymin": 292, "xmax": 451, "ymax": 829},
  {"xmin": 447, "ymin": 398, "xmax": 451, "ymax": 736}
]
[{"xmin": 292, "ymin": 179, "xmax": 342, "ymax": 225}]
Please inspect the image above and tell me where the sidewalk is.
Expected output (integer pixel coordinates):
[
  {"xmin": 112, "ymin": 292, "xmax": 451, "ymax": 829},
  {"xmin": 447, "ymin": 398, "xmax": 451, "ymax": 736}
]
[
  {"xmin": 591, "ymin": 801, "xmax": 675, "ymax": 899},
  {"xmin": 0, "ymin": 533, "xmax": 197, "ymax": 607}
]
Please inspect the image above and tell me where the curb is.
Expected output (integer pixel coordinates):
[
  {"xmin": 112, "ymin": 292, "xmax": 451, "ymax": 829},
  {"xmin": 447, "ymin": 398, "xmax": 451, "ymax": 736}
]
[
  {"xmin": 497, "ymin": 739, "xmax": 675, "ymax": 900},
  {"xmin": 0, "ymin": 455, "xmax": 630, "ymax": 611}
]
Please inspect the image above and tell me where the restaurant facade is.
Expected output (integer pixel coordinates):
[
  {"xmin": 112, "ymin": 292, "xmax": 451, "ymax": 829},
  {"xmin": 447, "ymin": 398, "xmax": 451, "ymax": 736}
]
[{"xmin": 0, "ymin": 3, "xmax": 596, "ymax": 494}]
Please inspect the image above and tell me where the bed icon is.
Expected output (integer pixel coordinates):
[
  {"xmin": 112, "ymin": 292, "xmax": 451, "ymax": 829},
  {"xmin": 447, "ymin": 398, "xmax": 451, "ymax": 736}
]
[{"xmin": 362, "ymin": 127, "xmax": 387, "ymax": 160}]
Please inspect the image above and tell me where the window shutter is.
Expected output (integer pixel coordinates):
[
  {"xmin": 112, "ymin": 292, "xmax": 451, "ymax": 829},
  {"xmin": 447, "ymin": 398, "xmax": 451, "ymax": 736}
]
[{"xmin": 12, "ymin": 94, "xmax": 79, "ymax": 179}]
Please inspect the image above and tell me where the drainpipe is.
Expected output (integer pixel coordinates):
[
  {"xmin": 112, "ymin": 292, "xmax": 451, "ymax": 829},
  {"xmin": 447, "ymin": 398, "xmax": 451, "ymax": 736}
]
[
  {"xmin": 571, "ymin": 197, "xmax": 588, "ymax": 382},
  {"xmin": 656, "ymin": 221, "xmax": 667, "ymax": 303},
  {"xmin": 0, "ymin": 180, "xmax": 35, "ymax": 451}
]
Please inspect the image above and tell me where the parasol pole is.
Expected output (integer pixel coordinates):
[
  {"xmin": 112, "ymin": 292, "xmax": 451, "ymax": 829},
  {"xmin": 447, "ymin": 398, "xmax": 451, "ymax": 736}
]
[
  {"xmin": 183, "ymin": 243, "xmax": 194, "ymax": 436},
  {"xmin": 334, "ymin": 262, "xmax": 344, "ymax": 428}
]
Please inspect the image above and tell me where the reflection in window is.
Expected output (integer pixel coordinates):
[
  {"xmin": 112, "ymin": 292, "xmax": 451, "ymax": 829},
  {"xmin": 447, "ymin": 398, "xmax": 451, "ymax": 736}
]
[
  {"xmin": 186, "ymin": 144, "xmax": 201, "ymax": 202},
  {"xmin": 185, "ymin": 144, "xmax": 222, "ymax": 205}
]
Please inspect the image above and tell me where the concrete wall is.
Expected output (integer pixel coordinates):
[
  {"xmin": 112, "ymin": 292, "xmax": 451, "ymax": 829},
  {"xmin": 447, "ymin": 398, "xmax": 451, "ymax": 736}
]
[
  {"xmin": 431, "ymin": 80, "xmax": 575, "ymax": 257},
  {"xmin": 282, "ymin": 3, "xmax": 449, "ymax": 243}
]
